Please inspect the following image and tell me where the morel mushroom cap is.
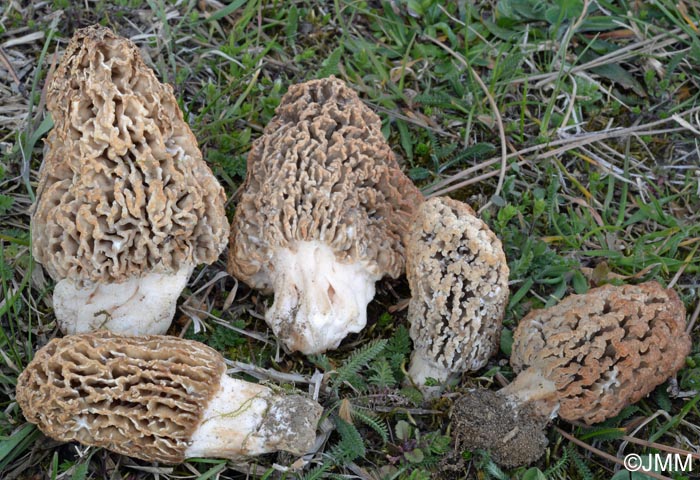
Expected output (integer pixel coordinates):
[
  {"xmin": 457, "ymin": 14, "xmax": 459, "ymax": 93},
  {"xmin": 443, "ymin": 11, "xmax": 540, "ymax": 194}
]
[
  {"xmin": 453, "ymin": 281, "xmax": 690, "ymax": 467},
  {"xmin": 227, "ymin": 76, "xmax": 423, "ymax": 354},
  {"xmin": 406, "ymin": 197, "xmax": 509, "ymax": 385},
  {"xmin": 508, "ymin": 281, "xmax": 690, "ymax": 424},
  {"xmin": 16, "ymin": 332, "xmax": 323, "ymax": 463},
  {"xmin": 31, "ymin": 26, "xmax": 229, "ymax": 335}
]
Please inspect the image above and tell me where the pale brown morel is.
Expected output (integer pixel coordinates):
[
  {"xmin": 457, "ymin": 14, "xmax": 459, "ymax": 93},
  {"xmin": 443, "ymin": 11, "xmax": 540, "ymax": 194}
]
[{"xmin": 452, "ymin": 282, "xmax": 690, "ymax": 467}]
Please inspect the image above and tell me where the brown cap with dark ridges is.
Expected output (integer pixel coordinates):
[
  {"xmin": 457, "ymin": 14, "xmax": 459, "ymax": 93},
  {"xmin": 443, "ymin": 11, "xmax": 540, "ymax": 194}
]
[
  {"xmin": 511, "ymin": 281, "xmax": 690, "ymax": 424},
  {"xmin": 16, "ymin": 331, "xmax": 225, "ymax": 463},
  {"xmin": 32, "ymin": 25, "xmax": 229, "ymax": 285},
  {"xmin": 227, "ymin": 76, "xmax": 423, "ymax": 292},
  {"xmin": 406, "ymin": 196, "xmax": 509, "ymax": 382}
]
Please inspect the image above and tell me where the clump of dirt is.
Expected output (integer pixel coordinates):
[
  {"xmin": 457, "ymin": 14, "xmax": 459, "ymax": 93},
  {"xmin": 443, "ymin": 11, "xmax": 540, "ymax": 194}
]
[{"xmin": 450, "ymin": 388, "xmax": 550, "ymax": 468}]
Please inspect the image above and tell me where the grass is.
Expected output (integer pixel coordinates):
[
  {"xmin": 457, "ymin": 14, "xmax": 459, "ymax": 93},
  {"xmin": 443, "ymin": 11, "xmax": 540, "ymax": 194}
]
[{"xmin": 1, "ymin": 0, "xmax": 700, "ymax": 478}]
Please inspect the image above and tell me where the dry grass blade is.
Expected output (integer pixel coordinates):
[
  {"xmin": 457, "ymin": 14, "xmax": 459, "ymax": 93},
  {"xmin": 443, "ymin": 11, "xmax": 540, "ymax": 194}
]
[
  {"xmin": 686, "ymin": 297, "xmax": 700, "ymax": 334},
  {"xmin": 427, "ymin": 159, "xmax": 530, "ymax": 198},
  {"xmin": 0, "ymin": 48, "xmax": 21, "ymax": 88},
  {"xmin": 620, "ymin": 435, "xmax": 700, "ymax": 461},
  {"xmin": 224, "ymin": 359, "xmax": 316, "ymax": 385},
  {"xmin": 421, "ymin": 34, "xmax": 509, "ymax": 206},
  {"xmin": 1, "ymin": 31, "xmax": 44, "ymax": 49},
  {"xmin": 507, "ymin": 23, "xmax": 698, "ymax": 88},
  {"xmin": 370, "ymin": 101, "xmax": 460, "ymax": 139},
  {"xmin": 425, "ymin": 106, "xmax": 700, "ymax": 197}
]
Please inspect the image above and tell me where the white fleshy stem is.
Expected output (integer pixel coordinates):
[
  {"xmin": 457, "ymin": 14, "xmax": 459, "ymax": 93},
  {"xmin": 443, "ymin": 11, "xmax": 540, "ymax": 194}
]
[
  {"xmin": 407, "ymin": 351, "xmax": 452, "ymax": 385},
  {"xmin": 53, "ymin": 265, "xmax": 194, "ymax": 335},
  {"xmin": 265, "ymin": 241, "xmax": 379, "ymax": 354},
  {"xmin": 500, "ymin": 366, "xmax": 560, "ymax": 419},
  {"xmin": 185, "ymin": 373, "xmax": 322, "ymax": 459}
]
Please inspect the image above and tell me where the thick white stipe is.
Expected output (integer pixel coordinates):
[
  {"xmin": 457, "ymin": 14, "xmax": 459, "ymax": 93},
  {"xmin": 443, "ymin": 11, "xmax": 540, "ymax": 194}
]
[
  {"xmin": 186, "ymin": 374, "xmax": 271, "ymax": 458},
  {"xmin": 53, "ymin": 265, "xmax": 193, "ymax": 335},
  {"xmin": 407, "ymin": 351, "xmax": 452, "ymax": 385},
  {"xmin": 266, "ymin": 241, "xmax": 379, "ymax": 354},
  {"xmin": 186, "ymin": 373, "xmax": 321, "ymax": 458}
]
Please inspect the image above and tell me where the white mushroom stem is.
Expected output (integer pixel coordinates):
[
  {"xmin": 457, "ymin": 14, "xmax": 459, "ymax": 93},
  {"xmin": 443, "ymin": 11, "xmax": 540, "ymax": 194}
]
[
  {"xmin": 499, "ymin": 366, "xmax": 560, "ymax": 419},
  {"xmin": 186, "ymin": 373, "xmax": 320, "ymax": 458},
  {"xmin": 408, "ymin": 351, "xmax": 454, "ymax": 385},
  {"xmin": 53, "ymin": 265, "xmax": 194, "ymax": 335},
  {"xmin": 266, "ymin": 241, "xmax": 379, "ymax": 354}
]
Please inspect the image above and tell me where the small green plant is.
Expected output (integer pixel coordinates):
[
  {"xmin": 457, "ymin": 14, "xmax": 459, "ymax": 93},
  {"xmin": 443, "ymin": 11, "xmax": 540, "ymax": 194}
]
[
  {"xmin": 680, "ymin": 353, "xmax": 700, "ymax": 391},
  {"xmin": 387, "ymin": 420, "xmax": 451, "ymax": 469}
]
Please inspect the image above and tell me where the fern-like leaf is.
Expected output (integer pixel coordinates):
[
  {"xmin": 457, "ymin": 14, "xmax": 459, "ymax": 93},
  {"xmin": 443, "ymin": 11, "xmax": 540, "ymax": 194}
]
[
  {"xmin": 345, "ymin": 372, "xmax": 368, "ymax": 393},
  {"xmin": 569, "ymin": 445, "xmax": 594, "ymax": 480},
  {"xmin": 386, "ymin": 325, "xmax": 411, "ymax": 356},
  {"xmin": 332, "ymin": 339, "xmax": 387, "ymax": 391},
  {"xmin": 433, "ymin": 141, "xmax": 458, "ymax": 161},
  {"xmin": 386, "ymin": 325, "xmax": 411, "ymax": 379},
  {"xmin": 331, "ymin": 417, "xmax": 366, "ymax": 464},
  {"xmin": 438, "ymin": 142, "xmax": 496, "ymax": 173},
  {"xmin": 483, "ymin": 458, "xmax": 510, "ymax": 480},
  {"xmin": 301, "ymin": 416, "xmax": 367, "ymax": 480},
  {"xmin": 599, "ymin": 405, "xmax": 641, "ymax": 427},
  {"xmin": 300, "ymin": 464, "xmax": 329, "ymax": 480},
  {"xmin": 368, "ymin": 356, "xmax": 396, "ymax": 388},
  {"xmin": 351, "ymin": 406, "xmax": 389, "ymax": 444},
  {"xmin": 317, "ymin": 45, "xmax": 344, "ymax": 78},
  {"xmin": 543, "ymin": 445, "xmax": 569, "ymax": 477},
  {"xmin": 413, "ymin": 92, "xmax": 455, "ymax": 109},
  {"xmin": 308, "ymin": 353, "xmax": 332, "ymax": 372}
]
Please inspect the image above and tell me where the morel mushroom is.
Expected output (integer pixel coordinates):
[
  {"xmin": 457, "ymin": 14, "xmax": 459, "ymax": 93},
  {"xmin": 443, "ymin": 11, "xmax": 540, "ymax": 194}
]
[
  {"xmin": 452, "ymin": 281, "xmax": 690, "ymax": 467},
  {"xmin": 406, "ymin": 197, "xmax": 509, "ymax": 385},
  {"xmin": 32, "ymin": 26, "xmax": 229, "ymax": 335},
  {"xmin": 227, "ymin": 76, "xmax": 423, "ymax": 354},
  {"xmin": 16, "ymin": 332, "xmax": 323, "ymax": 463}
]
